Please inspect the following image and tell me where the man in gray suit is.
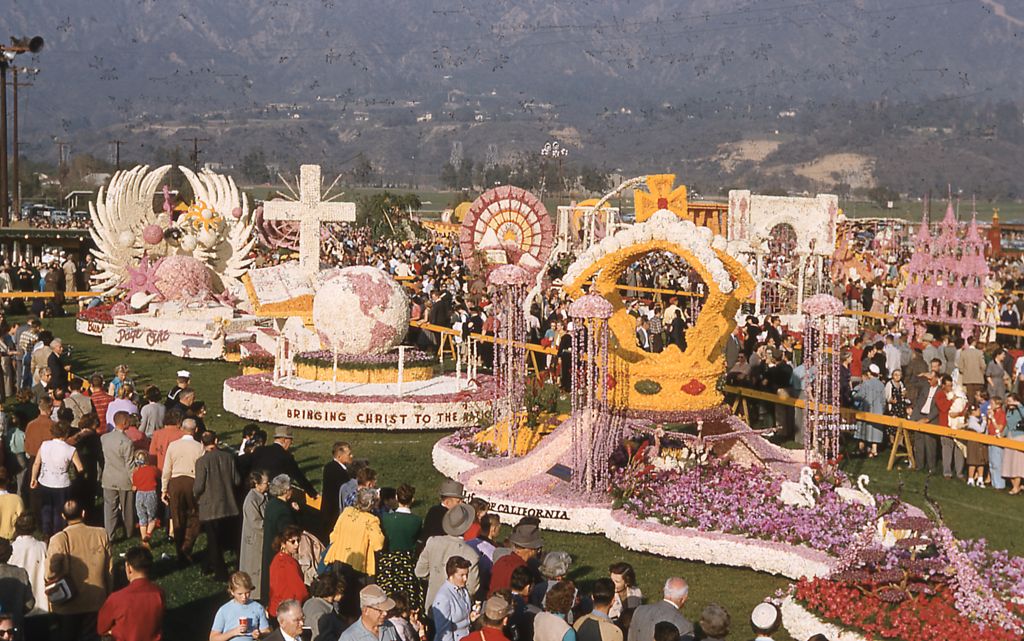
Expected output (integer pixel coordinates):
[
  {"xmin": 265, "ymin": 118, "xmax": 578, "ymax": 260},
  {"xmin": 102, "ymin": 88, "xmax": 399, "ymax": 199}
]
[
  {"xmin": 627, "ymin": 577, "xmax": 693, "ymax": 641},
  {"xmin": 910, "ymin": 372, "xmax": 942, "ymax": 474},
  {"xmin": 100, "ymin": 411, "xmax": 136, "ymax": 540},
  {"xmin": 193, "ymin": 430, "xmax": 240, "ymax": 581},
  {"xmin": 415, "ymin": 502, "xmax": 480, "ymax": 611}
]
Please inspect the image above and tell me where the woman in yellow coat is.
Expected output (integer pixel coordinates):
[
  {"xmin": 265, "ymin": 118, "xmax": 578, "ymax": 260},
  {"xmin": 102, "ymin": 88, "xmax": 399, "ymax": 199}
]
[{"xmin": 324, "ymin": 487, "xmax": 385, "ymax": 574}]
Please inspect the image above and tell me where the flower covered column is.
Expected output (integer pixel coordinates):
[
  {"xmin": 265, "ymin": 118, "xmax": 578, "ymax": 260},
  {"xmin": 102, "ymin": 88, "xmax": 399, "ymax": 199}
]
[
  {"xmin": 488, "ymin": 265, "xmax": 530, "ymax": 457},
  {"xmin": 568, "ymin": 294, "xmax": 623, "ymax": 492},
  {"xmin": 801, "ymin": 294, "xmax": 845, "ymax": 468}
]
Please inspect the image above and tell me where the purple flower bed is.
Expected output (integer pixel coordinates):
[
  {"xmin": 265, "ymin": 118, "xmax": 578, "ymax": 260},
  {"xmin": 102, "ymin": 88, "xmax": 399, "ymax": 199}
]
[
  {"xmin": 960, "ymin": 539, "xmax": 1024, "ymax": 605},
  {"xmin": 616, "ymin": 459, "xmax": 879, "ymax": 556}
]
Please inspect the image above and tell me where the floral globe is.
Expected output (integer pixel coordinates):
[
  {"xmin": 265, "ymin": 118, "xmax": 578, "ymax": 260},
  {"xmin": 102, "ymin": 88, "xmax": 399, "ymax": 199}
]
[
  {"xmin": 153, "ymin": 255, "xmax": 212, "ymax": 300},
  {"xmin": 312, "ymin": 266, "xmax": 411, "ymax": 356}
]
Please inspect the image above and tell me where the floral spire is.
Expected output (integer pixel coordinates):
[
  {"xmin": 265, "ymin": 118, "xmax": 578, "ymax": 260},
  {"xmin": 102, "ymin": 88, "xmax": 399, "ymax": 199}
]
[{"xmin": 915, "ymin": 194, "xmax": 931, "ymax": 243}]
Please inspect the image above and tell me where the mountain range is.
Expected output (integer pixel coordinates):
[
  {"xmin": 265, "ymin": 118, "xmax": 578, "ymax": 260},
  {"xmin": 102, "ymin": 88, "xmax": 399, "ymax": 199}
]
[{"xmin": 2, "ymin": 0, "xmax": 1023, "ymax": 190}]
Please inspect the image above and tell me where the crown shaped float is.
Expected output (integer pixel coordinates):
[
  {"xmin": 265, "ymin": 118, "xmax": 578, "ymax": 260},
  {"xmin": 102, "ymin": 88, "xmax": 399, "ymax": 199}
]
[{"xmin": 562, "ymin": 208, "xmax": 755, "ymax": 414}]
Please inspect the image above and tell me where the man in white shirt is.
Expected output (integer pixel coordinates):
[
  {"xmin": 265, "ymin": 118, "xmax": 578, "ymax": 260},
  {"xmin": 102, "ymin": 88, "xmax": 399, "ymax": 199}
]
[
  {"xmin": 161, "ymin": 419, "xmax": 204, "ymax": 566},
  {"xmin": 883, "ymin": 335, "xmax": 902, "ymax": 379}
]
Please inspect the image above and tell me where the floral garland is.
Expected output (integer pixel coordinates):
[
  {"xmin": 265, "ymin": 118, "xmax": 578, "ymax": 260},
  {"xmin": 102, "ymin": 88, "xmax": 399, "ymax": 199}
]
[
  {"xmin": 489, "ymin": 267, "xmax": 529, "ymax": 456},
  {"xmin": 293, "ymin": 349, "xmax": 435, "ymax": 371},
  {"xmin": 562, "ymin": 209, "xmax": 744, "ymax": 295},
  {"xmin": 225, "ymin": 373, "xmax": 495, "ymax": 404}
]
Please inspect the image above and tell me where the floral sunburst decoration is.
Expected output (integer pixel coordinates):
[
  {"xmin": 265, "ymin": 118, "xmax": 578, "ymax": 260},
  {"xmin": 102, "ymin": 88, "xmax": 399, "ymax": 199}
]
[
  {"xmin": 119, "ymin": 255, "xmax": 162, "ymax": 298},
  {"xmin": 634, "ymin": 174, "xmax": 688, "ymax": 222},
  {"xmin": 181, "ymin": 199, "xmax": 224, "ymax": 233}
]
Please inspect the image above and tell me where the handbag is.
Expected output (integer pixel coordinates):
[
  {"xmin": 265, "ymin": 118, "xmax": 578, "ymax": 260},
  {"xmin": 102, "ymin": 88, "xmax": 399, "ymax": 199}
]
[
  {"xmin": 44, "ymin": 531, "xmax": 77, "ymax": 605},
  {"xmin": 45, "ymin": 577, "xmax": 76, "ymax": 605}
]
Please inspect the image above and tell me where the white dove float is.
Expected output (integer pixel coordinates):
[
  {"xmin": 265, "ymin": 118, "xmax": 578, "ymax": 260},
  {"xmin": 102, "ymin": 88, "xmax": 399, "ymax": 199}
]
[{"xmin": 80, "ymin": 165, "xmax": 261, "ymax": 360}]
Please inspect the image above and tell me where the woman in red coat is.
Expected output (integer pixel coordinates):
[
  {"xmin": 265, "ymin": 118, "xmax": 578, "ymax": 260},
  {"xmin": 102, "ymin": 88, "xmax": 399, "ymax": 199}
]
[{"xmin": 267, "ymin": 524, "xmax": 309, "ymax": 617}]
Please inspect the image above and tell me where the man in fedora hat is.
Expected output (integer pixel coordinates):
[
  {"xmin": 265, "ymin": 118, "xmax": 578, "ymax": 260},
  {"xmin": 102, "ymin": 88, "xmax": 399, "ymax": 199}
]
[
  {"xmin": 488, "ymin": 523, "xmax": 543, "ymax": 596},
  {"xmin": 250, "ymin": 426, "xmax": 318, "ymax": 501},
  {"xmin": 421, "ymin": 479, "xmax": 465, "ymax": 541},
  {"xmin": 339, "ymin": 585, "xmax": 400, "ymax": 641},
  {"xmin": 921, "ymin": 333, "xmax": 946, "ymax": 375},
  {"xmin": 416, "ymin": 503, "xmax": 479, "ymax": 611},
  {"xmin": 465, "ymin": 594, "xmax": 513, "ymax": 641}
]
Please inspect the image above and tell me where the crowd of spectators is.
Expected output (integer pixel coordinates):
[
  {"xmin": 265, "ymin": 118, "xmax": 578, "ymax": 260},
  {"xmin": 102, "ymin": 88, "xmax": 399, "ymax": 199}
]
[
  {"xmin": 1, "ymin": 216, "xmax": 1022, "ymax": 640},
  {"xmin": 0, "ymin": 339, "xmax": 806, "ymax": 641},
  {"xmin": 23, "ymin": 214, "xmax": 91, "ymax": 231},
  {"xmin": 723, "ymin": 313, "xmax": 1024, "ymax": 493}
]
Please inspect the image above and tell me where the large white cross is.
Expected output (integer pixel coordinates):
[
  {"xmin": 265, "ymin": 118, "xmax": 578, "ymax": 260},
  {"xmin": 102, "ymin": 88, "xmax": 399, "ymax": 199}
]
[{"xmin": 263, "ymin": 164, "xmax": 356, "ymax": 277}]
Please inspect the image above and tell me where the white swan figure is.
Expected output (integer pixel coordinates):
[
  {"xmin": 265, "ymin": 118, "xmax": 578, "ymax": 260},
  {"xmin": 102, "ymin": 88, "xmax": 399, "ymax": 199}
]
[
  {"xmin": 779, "ymin": 466, "xmax": 819, "ymax": 508},
  {"xmin": 836, "ymin": 474, "xmax": 876, "ymax": 507}
]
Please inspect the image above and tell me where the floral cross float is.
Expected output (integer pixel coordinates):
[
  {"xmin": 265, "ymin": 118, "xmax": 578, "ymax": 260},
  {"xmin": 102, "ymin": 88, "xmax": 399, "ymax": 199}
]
[{"xmin": 635, "ymin": 174, "xmax": 688, "ymax": 222}]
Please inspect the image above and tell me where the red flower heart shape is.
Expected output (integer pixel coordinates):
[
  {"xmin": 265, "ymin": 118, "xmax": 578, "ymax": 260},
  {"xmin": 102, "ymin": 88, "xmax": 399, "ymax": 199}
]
[{"xmin": 680, "ymin": 379, "xmax": 706, "ymax": 395}]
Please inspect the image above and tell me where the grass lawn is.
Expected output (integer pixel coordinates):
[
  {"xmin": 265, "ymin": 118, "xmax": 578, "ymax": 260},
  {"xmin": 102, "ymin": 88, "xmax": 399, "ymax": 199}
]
[{"xmin": 49, "ymin": 315, "xmax": 1023, "ymax": 641}]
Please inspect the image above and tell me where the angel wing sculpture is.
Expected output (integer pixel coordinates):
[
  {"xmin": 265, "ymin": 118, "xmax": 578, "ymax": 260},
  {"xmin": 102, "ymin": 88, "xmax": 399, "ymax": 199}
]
[
  {"xmin": 178, "ymin": 167, "xmax": 256, "ymax": 282},
  {"xmin": 88, "ymin": 165, "xmax": 256, "ymax": 300},
  {"xmin": 88, "ymin": 165, "xmax": 173, "ymax": 293}
]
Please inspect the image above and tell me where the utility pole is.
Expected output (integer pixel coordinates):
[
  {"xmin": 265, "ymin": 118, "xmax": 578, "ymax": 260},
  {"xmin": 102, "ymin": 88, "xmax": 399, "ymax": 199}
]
[
  {"xmin": 11, "ymin": 65, "xmax": 35, "ymax": 218},
  {"xmin": 1, "ymin": 62, "xmax": 8, "ymax": 225},
  {"xmin": 0, "ymin": 60, "xmax": 6, "ymax": 224},
  {"xmin": 54, "ymin": 139, "xmax": 68, "ymax": 205},
  {"xmin": 110, "ymin": 139, "xmax": 123, "ymax": 171},
  {"xmin": 185, "ymin": 136, "xmax": 210, "ymax": 170},
  {"xmin": 0, "ymin": 36, "xmax": 44, "ymax": 227}
]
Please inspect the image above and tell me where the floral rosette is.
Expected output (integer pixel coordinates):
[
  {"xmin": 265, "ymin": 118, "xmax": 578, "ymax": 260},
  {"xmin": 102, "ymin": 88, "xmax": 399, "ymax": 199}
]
[
  {"xmin": 568, "ymin": 293, "xmax": 614, "ymax": 320},
  {"xmin": 487, "ymin": 264, "xmax": 531, "ymax": 287},
  {"xmin": 802, "ymin": 293, "xmax": 845, "ymax": 317}
]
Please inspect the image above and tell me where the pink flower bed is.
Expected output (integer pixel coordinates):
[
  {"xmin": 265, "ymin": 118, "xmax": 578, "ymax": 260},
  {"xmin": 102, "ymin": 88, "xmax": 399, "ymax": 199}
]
[{"xmin": 224, "ymin": 373, "xmax": 495, "ymax": 403}]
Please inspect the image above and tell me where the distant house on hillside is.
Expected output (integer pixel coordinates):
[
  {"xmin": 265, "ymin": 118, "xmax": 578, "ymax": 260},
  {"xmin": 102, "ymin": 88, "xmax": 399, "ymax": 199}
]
[{"xmin": 84, "ymin": 173, "xmax": 111, "ymax": 187}]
